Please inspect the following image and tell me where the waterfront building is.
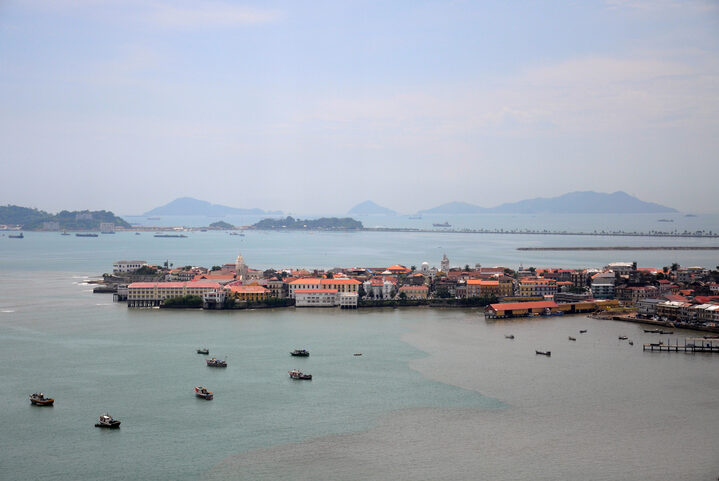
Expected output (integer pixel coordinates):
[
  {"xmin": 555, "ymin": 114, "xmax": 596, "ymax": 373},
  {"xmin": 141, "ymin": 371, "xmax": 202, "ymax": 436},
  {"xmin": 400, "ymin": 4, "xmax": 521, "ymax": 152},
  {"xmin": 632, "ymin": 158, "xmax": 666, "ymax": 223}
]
[
  {"xmin": 288, "ymin": 278, "xmax": 361, "ymax": 298},
  {"xmin": 363, "ymin": 277, "xmax": 395, "ymax": 299},
  {"xmin": 636, "ymin": 298, "xmax": 664, "ymax": 317},
  {"xmin": 127, "ymin": 281, "xmax": 221, "ymax": 307},
  {"xmin": 398, "ymin": 285, "xmax": 428, "ymax": 300},
  {"xmin": 113, "ymin": 260, "xmax": 148, "ymax": 274},
  {"xmin": 202, "ymin": 289, "xmax": 226, "ymax": 309},
  {"xmin": 228, "ymin": 285, "xmax": 269, "ymax": 302},
  {"xmin": 294, "ymin": 289, "xmax": 338, "ymax": 307}
]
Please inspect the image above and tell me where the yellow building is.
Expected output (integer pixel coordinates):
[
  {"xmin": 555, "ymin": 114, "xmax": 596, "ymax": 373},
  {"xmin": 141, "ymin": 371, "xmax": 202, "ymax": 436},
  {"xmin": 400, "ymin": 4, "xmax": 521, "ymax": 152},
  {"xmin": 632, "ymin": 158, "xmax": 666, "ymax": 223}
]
[
  {"xmin": 466, "ymin": 279, "xmax": 513, "ymax": 298},
  {"xmin": 228, "ymin": 285, "xmax": 270, "ymax": 302},
  {"xmin": 398, "ymin": 285, "xmax": 428, "ymax": 299}
]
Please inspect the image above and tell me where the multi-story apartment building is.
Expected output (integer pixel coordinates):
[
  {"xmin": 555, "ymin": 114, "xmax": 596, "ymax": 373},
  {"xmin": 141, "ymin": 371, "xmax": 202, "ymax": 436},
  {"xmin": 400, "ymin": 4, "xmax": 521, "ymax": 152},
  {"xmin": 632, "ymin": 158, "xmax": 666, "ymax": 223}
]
[
  {"xmin": 518, "ymin": 278, "xmax": 557, "ymax": 298},
  {"xmin": 127, "ymin": 281, "xmax": 221, "ymax": 307}
]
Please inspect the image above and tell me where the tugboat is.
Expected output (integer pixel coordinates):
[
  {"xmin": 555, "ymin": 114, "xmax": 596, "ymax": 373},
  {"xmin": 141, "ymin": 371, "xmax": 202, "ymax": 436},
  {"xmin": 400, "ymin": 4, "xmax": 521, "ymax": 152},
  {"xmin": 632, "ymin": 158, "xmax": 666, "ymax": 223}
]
[
  {"xmin": 535, "ymin": 350, "xmax": 551, "ymax": 357},
  {"xmin": 29, "ymin": 393, "xmax": 54, "ymax": 406},
  {"xmin": 95, "ymin": 413, "xmax": 121, "ymax": 428},
  {"xmin": 288, "ymin": 369, "xmax": 312, "ymax": 380},
  {"xmin": 194, "ymin": 386, "xmax": 213, "ymax": 400},
  {"xmin": 206, "ymin": 357, "xmax": 227, "ymax": 367},
  {"xmin": 197, "ymin": 348, "xmax": 209, "ymax": 355},
  {"xmin": 290, "ymin": 349, "xmax": 310, "ymax": 357}
]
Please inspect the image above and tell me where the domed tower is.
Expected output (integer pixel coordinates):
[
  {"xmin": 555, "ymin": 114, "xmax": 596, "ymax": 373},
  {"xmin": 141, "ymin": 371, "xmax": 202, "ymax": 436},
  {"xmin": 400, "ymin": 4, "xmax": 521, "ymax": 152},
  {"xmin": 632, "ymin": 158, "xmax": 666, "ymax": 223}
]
[
  {"xmin": 440, "ymin": 254, "xmax": 449, "ymax": 273},
  {"xmin": 235, "ymin": 253, "xmax": 248, "ymax": 280}
]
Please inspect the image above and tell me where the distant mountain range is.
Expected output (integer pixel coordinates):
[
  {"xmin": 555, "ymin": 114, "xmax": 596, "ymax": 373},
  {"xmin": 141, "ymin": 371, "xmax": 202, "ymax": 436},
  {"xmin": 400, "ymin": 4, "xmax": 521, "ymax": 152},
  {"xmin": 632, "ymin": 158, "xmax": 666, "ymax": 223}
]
[
  {"xmin": 347, "ymin": 200, "xmax": 396, "ymax": 215},
  {"xmin": 418, "ymin": 191, "xmax": 677, "ymax": 215},
  {"xmin": 144, "ymin": 197, "xmax": 282, "ymax": 216}
]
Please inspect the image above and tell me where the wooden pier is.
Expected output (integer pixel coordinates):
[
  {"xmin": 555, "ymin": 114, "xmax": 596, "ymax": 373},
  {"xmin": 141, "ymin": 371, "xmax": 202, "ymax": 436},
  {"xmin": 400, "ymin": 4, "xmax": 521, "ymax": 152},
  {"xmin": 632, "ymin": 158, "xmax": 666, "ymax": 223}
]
[{"xmin": 643, "ymin": 338, "xmax": 719, "ymax": 353}]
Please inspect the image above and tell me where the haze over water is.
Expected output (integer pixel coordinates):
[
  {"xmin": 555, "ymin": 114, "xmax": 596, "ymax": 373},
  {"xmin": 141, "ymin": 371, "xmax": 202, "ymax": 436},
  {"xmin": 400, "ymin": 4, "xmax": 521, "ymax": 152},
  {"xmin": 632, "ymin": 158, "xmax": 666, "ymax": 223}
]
[{"xmin": 1, "ymin": 230, "xmax": 718, "ymax": 480}]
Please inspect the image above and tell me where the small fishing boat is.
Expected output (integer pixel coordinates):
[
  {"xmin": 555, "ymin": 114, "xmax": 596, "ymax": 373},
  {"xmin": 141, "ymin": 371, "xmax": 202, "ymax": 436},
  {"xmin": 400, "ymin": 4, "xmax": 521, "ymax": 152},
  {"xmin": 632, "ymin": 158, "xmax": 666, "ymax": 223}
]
[
  {"xmin": 659, "ymin": 330, "xmax": 674, "ymax": 335},
  {"xmin": 197, "ymin": 348, "xmax": 209, "ymax": 355},
  {"xmin": 628, "ymin": 340, "xmax": 634, "ymax": 346},
  {"xmin": 194, "ymin": 386, "xmax": 213, "ymax": 400},
  {"xmin": 353, "ymin": 353, "xmax": 362, "ymax": 356},
  {"xmin": 579, "ymin": 330, "xmax": 587, "ymax": 334},
  {"xmin": 290, "ymin": 349, "xmax": 310, "ymax": 357},
  {"xmin": 505, "ymin": 335, "xmax": 515, "ymax": 339},
  {"xmin": 618, "ymin": 336, "xmax": 628, "ymax": 340},
  {"xmin": 95, "ymin": 413, "xmax": 121, "ymax": 428},
  {"xmin": 644, "ymin": 329, "xmax": 661, "ymax": 333},
  {"xmin": 29, "ymin": 393, "xmax": 54, "ymax": 406},
  {"xmin": 535, "ymin": 350, "xmax": 551, "ymax": 357},
  {"xmin": 206, "ymin": 357, "xmax": 227, "ymax": 367},
  {"xmin": 568, "ymin": 336, "xmax": 576, "ymax": 341},
  {"xmin": 289, "ymin": 369, "xmax": 312, "ymax": 380}
]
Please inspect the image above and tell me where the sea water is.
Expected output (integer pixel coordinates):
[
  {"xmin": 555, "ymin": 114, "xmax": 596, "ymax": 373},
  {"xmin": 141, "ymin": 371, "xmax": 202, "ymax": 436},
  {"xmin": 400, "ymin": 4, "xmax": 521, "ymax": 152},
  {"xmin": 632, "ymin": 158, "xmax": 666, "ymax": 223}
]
[{"xmin": 0, "ymin": 229, "xmax": 718, "ymax": 480}]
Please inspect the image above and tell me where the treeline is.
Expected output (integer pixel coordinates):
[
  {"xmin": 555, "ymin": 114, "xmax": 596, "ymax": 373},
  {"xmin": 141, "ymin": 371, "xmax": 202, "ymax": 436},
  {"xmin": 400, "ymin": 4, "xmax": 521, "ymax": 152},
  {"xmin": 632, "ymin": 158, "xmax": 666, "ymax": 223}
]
[
  {"xmin": 253, "ymin": 216, "xmax": 363, "ymax": 230},
  {"xmin": 0, "ymin": 205, "xmax": 131, "ymax": 230}
]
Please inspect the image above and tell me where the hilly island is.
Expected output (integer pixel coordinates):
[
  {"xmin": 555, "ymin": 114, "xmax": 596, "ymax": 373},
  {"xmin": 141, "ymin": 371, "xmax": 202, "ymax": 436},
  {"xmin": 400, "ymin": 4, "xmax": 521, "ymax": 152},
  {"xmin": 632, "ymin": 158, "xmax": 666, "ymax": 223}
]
[{"xmin": 0, "ymin": 205, "xmax": 130, "ymax": 231}]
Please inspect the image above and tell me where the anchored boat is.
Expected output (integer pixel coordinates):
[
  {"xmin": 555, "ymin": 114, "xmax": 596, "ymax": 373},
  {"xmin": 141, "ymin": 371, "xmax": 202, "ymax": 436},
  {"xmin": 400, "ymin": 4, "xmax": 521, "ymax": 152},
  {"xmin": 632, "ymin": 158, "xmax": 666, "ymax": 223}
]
[
  {"xmin": 29, "ymin": 393, "xmax": 54, "ymax": 406},
  {"xmin": 289, "ymin": 369, "xmax": 312, "ymax": 380},
  {"xmin": 95, "ymin": 413, "xmax": 121, "ymax": 428},
  {"xmin": 197, "ymin": 348, "xmax": 209, "ymax": 355},
  {"xmin": 206, "ymin": 357, "xmax": 227, "ymax": 367},
  {"xmin": 194, "ymin": 386, "xmax": 213, "ymax": 400}
]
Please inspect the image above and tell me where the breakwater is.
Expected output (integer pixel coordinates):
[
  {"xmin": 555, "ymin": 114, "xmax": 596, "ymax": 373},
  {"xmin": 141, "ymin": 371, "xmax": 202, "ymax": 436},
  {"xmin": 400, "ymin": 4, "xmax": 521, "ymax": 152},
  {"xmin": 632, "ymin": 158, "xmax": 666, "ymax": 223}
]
[
  {"xmin": 517, "ymin": 246, "xmax": 719, "ymax": 251},
  {"xmin": 363, "ymin": 227, "xmax": 718, "ymax": 238}
]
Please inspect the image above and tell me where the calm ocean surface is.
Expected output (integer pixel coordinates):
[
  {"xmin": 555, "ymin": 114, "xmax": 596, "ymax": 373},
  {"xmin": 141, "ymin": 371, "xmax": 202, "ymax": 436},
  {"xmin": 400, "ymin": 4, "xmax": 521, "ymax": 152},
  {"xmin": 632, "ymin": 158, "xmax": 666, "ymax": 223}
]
[{"xmin": 1, "ymin": 226, "xmax": 718, "ymax": 480}]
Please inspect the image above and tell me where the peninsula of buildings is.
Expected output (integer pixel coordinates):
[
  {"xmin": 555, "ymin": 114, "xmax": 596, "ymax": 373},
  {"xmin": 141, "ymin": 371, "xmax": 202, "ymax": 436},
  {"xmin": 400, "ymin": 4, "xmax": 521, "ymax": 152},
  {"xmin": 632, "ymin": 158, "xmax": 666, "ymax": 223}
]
[{"xmin": 103, "ymin": 255, "xmax": 719, "ymax": 332}]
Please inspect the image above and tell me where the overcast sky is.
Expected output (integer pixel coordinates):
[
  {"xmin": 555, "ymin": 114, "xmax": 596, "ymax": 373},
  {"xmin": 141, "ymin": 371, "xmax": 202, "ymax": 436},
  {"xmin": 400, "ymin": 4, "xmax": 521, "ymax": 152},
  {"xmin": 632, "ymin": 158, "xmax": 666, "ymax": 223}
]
[{"xmin": 1, "ymin": 0, "xmax": 718, "ymax": 215}]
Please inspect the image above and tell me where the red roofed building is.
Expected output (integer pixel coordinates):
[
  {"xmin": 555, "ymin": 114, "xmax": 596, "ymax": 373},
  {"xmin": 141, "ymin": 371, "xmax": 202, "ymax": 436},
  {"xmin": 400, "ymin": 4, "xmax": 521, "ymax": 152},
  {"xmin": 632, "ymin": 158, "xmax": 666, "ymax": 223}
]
[
  {"xmin": 127, "ymin": 282, "xmax": 222, "ymax": 307},
  {"xmin": 485, "ymin": 301, "xmax": 558, "ymax": 318},
  {"xmin": 398, "ymin": 285, "xmax": 428, "ymax": 300},
  {"xmin": 386, "ymin": 265, "xmax": 411, "ymax": 274},
  {"xmin": 466, "ymin": 279, "xmax": 513, "ymax": 298},
  {"xmin": 228, "ymin": 284, "xmax": 270, "ymax": 302},
  {"xmin": 288, "ymin": 278, "xmax": 361, "ymax": 298}
]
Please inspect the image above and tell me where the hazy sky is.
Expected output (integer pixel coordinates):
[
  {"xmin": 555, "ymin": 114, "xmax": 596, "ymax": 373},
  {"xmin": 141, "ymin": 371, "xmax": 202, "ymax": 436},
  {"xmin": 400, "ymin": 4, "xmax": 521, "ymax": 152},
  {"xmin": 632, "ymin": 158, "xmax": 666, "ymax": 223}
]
[{"xmin": 1, "ymin": 0, "xmax": 718, "ymax": 215}]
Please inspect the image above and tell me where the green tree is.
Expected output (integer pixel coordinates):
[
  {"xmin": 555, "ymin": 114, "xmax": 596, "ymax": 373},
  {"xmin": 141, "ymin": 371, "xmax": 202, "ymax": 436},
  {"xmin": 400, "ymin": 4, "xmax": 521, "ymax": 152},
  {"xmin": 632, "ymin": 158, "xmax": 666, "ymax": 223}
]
[
  {"xmin": 211, "ymin": 266, "xmax": 221, "ymax": 271},
  {"xmin": 435, "ymin": 286, "xmax": 451, "ymax": 298}
]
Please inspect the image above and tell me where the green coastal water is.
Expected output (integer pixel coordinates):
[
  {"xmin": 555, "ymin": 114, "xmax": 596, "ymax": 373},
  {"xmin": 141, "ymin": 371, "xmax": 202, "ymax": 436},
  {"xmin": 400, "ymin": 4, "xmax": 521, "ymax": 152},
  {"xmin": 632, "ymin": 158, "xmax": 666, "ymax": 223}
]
[{"xmin": 1, "ymin": 232, "xmax": 718, "ymax": 480}]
